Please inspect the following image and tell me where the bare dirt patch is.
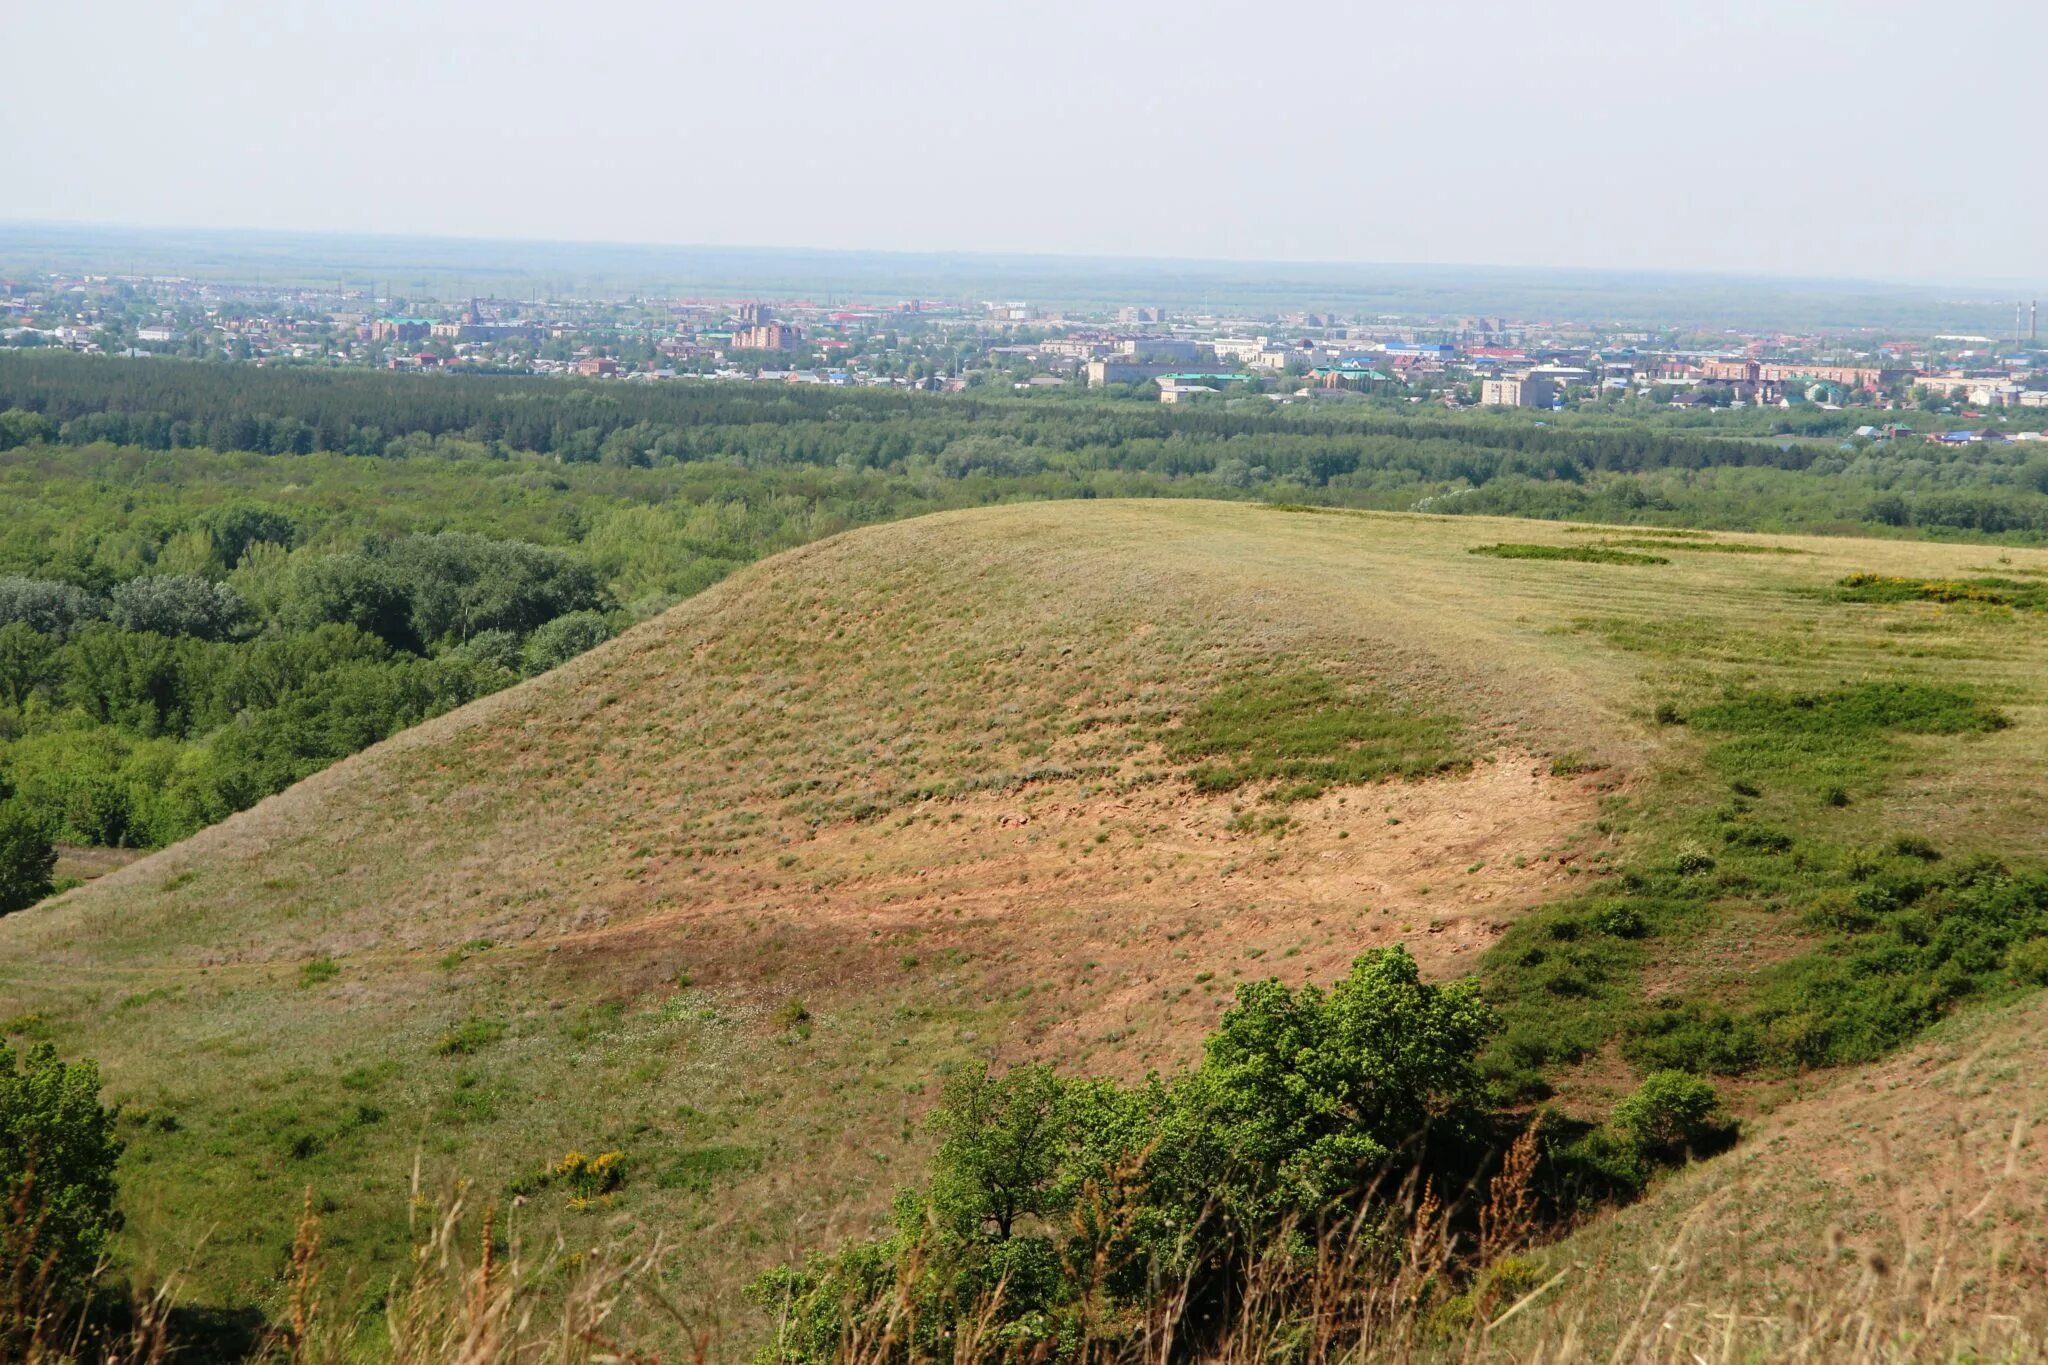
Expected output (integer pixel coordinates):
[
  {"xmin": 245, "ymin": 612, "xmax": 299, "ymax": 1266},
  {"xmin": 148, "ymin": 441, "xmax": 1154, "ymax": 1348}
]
[{"xmin": 563, "ymin": 752, "xmax": 1605, "ymax": 1076}]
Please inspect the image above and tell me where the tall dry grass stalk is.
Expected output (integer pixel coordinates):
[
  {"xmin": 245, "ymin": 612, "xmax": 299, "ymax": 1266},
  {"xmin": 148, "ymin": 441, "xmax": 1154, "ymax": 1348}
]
[
  {"xmin": 273, "ymin": 1164, "xmax": 681, "ymax": 1365},
  {"xmin": 13, "ymin": 1117, "xmax": 2048, "ymax": 1361}
]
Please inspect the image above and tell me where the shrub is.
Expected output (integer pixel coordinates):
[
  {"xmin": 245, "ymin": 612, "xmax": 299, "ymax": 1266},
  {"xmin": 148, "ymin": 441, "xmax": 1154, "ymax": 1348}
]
[
  {"xmin": 547, "ymin": 1149, "xmax": 625, "ymax": 1203},
  {"xmin": 772, "ymin": 998, "xmax": 813, "ymax": 1040},
  {"xmin": 2006, "ymin": 937, "xmax": 2048, "ymax": 985},
  {"xmin": 1889, "ymin": 833, "xmax": 1942, "ymax": 862},
  {"xmin": 0, "ymin": 1044, "xmax": 122, "ymax": 1311},
  {"xmin": 1610, "ymin": 1070, "xmax": 1735, "ymax": 1163},
  {"xmin": 436, "ymin": 1018, "xmax": 505, "ymax": 1056},
  {"xmin": 0, "ymin": 805, "xmax": 54, "ymax": 915},
  {"xmin": 1594, "ymin": 904, "xmax": 1648, "ymax": 939}
]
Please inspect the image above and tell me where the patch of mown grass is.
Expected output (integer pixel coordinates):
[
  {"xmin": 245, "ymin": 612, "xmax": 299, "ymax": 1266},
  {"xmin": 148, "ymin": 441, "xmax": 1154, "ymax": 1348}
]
[
  {"xmin": 1163, "ymin": 670, "xmax": 1467, "ymax": 799},
  {"xmin": 1469, "ymin": 543, "xmax": 1668, "ymax": 566},
  {"xmin": 1568, "ymin": 615, "xmax": 1805, "ymax": 663},
  {"xmin": 1259, "ymin": 502, "xmax": 1367, "ymax": 518},
  {"xmin": 1834, "ymin": 573, "xmax": 2048, "ymax": 609}
]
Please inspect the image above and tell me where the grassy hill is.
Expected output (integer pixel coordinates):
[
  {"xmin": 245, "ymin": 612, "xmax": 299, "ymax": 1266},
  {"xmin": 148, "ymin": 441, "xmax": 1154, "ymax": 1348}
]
[{"xmin": 4, "ymin": 499, "xmax": 2048, "ymax": 1354}]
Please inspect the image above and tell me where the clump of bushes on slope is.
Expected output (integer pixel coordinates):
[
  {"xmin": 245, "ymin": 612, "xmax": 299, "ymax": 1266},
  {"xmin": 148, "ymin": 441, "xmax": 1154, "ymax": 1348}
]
[
  {"xmin": 0, "ymin": 803, "xmax": 54, "ymax": 914},
  {"xmin": 748, "ymin": 947, "xmax": 1715, "ymax": 1363}
]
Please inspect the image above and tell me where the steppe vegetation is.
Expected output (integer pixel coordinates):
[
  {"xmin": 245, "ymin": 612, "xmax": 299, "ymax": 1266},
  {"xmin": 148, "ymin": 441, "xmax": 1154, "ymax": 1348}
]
[{"xmin": 0, "ymin": 493, "xmax": 2043, "ymax": 1357}]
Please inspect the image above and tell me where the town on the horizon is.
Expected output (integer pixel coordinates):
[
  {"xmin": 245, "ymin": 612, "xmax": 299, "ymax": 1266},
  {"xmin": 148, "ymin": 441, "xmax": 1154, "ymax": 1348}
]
[{"xmin": 7, "ymin": 265, "xmax": 2048, "ymax": 443}]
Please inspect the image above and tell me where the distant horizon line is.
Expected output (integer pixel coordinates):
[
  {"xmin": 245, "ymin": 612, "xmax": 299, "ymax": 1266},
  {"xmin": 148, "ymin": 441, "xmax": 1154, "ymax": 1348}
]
[{"xmin": 1, "ymin": 217, "xmax": 2040, "ymax": 301}]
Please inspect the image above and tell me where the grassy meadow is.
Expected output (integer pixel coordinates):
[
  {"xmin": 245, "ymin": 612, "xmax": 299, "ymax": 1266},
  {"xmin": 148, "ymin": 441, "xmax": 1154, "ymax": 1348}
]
[{"xmin": 4, "ymin": 499, "xmax": 2048, "ymax": 1355}]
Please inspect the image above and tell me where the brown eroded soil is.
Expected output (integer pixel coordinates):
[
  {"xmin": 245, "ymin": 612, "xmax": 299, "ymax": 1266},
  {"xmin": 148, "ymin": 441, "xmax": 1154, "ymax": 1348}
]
[{"xmin": 561, "ymin": 751, "xmax": 1607, "ymax": 1076}]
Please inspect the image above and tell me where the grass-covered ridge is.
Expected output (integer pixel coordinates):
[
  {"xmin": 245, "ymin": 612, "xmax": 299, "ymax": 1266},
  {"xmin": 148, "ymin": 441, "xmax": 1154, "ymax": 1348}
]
[{"xmin": 3, "ymin": 499, "xmax": 2048, "ymax": 1354}]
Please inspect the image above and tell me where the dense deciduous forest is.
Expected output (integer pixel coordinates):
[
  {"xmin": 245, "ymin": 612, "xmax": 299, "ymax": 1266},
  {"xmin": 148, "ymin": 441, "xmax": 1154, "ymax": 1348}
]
[{"xmin": 4, "ymin": 352, "xmax": 2048, "ymax": 884}]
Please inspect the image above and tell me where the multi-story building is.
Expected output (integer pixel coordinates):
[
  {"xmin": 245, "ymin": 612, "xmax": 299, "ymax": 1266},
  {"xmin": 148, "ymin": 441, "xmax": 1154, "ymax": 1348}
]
[
  {"xmin": 1702, "ymin": 359, "xmax": 1761, "ymax": 384},
  {"xmin": 1757, "ymin": 363, "xmax": 1908, "ymax": 391},
  {"xmin": 731, "ymin": 322, "xmax": 803, "ymax": 351},
  {"xmin": 370, "ymin": 318, "xmax": 432, "ymax": 343},
  {"xmin": 1480, "ymin": 375, "xmax": 1556, "ymax": 408}
]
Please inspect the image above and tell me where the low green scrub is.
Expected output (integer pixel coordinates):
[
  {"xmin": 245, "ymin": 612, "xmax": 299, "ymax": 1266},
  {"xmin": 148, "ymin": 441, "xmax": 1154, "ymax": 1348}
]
[
  {"xmin": 1482, "ymin": 680, "xmax": 2017, "ymax": 1092},
  {"xmin": 1630, "ymin": 853, "xmax": 2048, "ymax": 1072},
  {"xmin": 1688, "ymin": 680, "xmax": 2006, "ymax": 804},
  {"xmin": 434, "ymin": 1018, "xmax": 506, "ymax": 1056},
  {"xmin": 1164, "ymin": 670, "xmax": 1466, "ymax": 799},
  {"xmin": 1598, "ymin": 537, "xmax": 1797, "ymax": 555},
  {"xmin": 1835, "ymin": 573, "xmax": 2048, "ymax": 609},
  {"xmin": 1468, "ymin": 543, "xmax": 1668, "ymax": 566}
]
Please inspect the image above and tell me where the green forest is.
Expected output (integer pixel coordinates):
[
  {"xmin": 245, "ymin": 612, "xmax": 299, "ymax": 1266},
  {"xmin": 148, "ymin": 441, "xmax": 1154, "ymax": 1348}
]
[{"xmin": 3, "ymin": 351, "xmax": 2048, "ymax": 894}]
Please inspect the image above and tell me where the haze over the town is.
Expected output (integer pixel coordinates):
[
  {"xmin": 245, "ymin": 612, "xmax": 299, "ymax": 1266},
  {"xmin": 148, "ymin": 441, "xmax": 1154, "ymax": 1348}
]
[{"xmin": 5, "ymin": 0, "xmax": 2044, "ymax": 287}]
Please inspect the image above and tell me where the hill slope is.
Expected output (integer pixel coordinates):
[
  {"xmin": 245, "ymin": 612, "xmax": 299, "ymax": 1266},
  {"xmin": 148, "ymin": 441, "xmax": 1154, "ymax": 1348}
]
[{"xmin": 4, "ymin": 499, "xmax": 2048, "ymax": 1346}]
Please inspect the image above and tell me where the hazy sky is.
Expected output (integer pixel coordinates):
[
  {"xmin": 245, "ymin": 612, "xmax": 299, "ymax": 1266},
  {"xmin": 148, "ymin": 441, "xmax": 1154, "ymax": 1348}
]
[{"xmin": 6, "ymin": 0, "xmax": 2044, "ymax": 286}]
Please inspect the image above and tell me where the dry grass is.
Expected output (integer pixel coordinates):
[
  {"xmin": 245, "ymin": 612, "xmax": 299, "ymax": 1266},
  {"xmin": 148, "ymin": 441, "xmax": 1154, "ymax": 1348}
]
[
  {"xmin": 2, "ymin": 501, "xmax": 2047, "ymax": 1351},
  {"xmin": 30, "ymin": 1101, "xmax": 2039, "ymax": 1362}
]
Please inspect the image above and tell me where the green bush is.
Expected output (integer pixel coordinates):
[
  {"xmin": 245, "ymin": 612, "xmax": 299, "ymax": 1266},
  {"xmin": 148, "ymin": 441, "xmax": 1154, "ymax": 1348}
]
[
  {"xmin": 1610, "ymin": 1071, "xmax": 1735, "ymax": 1163},
  {"xmin": 750, "ymin": 947, "xmax": 1502, "ymax": 1361},
  {"xmin": 0, "ymin": 1044, "xmax": 122, "ymax": 1308}
]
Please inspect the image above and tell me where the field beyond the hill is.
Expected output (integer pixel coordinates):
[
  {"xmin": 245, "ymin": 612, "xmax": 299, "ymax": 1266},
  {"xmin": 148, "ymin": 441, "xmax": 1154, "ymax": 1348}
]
[{"xmin": 4, "ymin": 498, "xmax": 2048, "ymax": 1352}]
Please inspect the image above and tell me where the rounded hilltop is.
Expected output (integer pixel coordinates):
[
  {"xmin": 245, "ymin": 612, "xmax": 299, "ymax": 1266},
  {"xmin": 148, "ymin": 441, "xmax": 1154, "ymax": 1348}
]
[{"xmin": 4, "ymin": 497, "xmax": 2048, "ymax": 1350}]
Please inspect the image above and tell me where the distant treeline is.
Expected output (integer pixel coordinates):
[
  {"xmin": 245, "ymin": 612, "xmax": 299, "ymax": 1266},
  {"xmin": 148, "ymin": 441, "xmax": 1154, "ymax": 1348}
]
[
  {"xmin": 8, "ymin": 354, "xmax": 2048, "ymax": 540},
  {"xmin": 0, "ymin": 352, "xmax": 1817, "ymax": 479}
]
